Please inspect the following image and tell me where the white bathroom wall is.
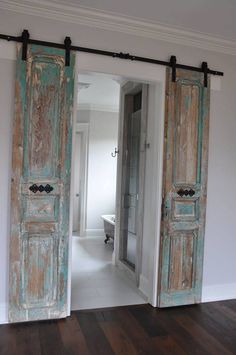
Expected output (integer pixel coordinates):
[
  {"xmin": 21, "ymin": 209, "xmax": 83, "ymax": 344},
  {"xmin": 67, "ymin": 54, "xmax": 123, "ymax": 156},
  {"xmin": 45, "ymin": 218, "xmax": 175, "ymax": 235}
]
[
  {"xmin": 77, "ymin": 109, "xmax": 90, "ymax": 124},
  {"xmin": 77, "ymin": 109, "xmax": 119, "ymax": 234}
]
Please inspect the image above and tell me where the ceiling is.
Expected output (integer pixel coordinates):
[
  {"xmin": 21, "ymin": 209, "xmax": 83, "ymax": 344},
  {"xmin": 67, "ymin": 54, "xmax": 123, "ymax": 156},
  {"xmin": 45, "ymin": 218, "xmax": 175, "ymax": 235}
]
[
  {"xmin": 78, "ymin": 73, "xmax": 120, "ymax": 111},
  {"xmin": 46, "ymin": 0, "xmax": 236, "ymax": 41}
]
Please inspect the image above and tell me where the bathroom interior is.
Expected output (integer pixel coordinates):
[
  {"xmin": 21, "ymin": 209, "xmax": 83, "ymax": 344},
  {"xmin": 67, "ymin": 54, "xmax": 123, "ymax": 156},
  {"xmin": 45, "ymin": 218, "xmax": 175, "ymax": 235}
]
[{"xmin": 71, "ymin": 71, "xmax": 147, "ymax": 310}]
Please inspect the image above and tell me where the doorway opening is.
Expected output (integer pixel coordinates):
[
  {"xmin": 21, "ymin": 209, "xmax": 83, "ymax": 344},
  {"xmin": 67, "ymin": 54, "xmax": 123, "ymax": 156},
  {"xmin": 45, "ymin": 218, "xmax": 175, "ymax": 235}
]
[
  {"xmin": 71, "ymin": 71, "xmax": 149, "ymax": 310},
  {"xmin": 68, "ymin": 52, "xmax": 166, "ymax": 314}
]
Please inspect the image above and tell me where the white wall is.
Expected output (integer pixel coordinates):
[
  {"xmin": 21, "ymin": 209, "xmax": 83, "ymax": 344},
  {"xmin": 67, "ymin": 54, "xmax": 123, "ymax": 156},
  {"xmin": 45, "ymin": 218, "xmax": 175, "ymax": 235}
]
[
  {"xmin": 0, "ymin": 58, "xmax": 14, "ymax": 323},
  {"xmin": 78, "ymin": 109, "xmax": 119, "ymax": 233},
  {"xmin": 1, "ymin": 8, "xmax": 236, "ymax": 322},
  {"xmin": 77, "ymin": 109, "xmax": 90, "ymax": 123}
]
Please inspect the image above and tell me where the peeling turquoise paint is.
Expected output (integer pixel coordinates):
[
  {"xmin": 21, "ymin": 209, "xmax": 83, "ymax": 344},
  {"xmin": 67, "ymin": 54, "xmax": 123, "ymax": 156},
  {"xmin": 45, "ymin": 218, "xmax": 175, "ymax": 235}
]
[
  {"xmin": 158, "ymin": 69, "xmax": 210, "ymax": 308},
  {"xmin": 9, "ymin": 44, "xmax": 75, "ymax": 322},
  {"xmin": 184, "ymin": 95, "xmax": 190, "ymax": 110},
  {"xmin": 175, "ymin": 202, "xmax": 194, "ymax": 216}
]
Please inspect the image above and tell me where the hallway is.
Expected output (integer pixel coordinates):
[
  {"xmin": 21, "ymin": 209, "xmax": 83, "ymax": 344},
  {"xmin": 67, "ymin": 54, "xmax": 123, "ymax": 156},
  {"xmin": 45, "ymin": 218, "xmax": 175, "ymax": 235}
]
[{"xmin": 71, "ymin": 236, "xmax": 146, "ymax": 310}]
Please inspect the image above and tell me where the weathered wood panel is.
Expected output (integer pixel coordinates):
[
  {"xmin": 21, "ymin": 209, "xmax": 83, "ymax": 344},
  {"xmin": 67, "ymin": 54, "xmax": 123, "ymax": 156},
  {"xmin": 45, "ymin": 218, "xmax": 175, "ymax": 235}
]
[
  {"xmin": 9, "ymin": 44, "xmax": 75, "ymax": 322},
  {"xmin": 158, "ymin": 68, "xmax": 210, "ymax": 307},
  {"xmin": 22, "ymin": 233, "xmax": 58, "ymax": 308},
  {"xmin": 174, "ymin": 84, "xmax": 199, "ymax": 185},
  {"xmin": 168, "ymin": 231, "xmax": 196, "ymax": 291}
]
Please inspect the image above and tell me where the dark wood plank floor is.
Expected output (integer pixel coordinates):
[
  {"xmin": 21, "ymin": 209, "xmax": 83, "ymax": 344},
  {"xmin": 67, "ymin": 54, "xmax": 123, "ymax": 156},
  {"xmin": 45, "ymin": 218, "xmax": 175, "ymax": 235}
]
[{"xmin": 1, "ymin": 300, "xmax": 236, "ymax": 354}]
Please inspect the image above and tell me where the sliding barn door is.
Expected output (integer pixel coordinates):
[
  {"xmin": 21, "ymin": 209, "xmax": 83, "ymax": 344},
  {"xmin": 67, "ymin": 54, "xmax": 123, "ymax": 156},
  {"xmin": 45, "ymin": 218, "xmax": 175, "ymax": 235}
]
[
  {"xmin": 9, "ymin": 45, "xmax": 75, "ymax": 322},
  {"xmin": 158, "ymin": 69, "xmax": 210, "ymax": 307}
]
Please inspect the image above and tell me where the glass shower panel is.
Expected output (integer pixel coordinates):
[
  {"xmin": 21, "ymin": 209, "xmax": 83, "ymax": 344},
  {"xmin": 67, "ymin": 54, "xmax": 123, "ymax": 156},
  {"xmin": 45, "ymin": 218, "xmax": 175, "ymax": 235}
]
[{"xmin": 123, "ymin": 109, "xmax": 141, "ymax": 269}]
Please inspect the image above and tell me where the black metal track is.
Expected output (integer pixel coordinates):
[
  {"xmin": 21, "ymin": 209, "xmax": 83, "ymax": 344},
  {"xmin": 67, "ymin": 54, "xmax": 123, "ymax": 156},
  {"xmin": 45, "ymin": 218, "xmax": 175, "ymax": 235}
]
[{"xmin": 0, "ymin": 31, "xmax": 224, "ymax": 77}]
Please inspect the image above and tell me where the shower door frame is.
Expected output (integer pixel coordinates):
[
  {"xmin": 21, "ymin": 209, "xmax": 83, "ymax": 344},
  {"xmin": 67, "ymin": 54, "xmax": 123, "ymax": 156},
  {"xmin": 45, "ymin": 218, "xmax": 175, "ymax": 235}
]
[
  {"xmin": 72, "ymin": 123, "xmax": 89, "ymax": 237},
  {"xmin": 115, "ymin": 81, "xmax": 148, "ymax": 286}
]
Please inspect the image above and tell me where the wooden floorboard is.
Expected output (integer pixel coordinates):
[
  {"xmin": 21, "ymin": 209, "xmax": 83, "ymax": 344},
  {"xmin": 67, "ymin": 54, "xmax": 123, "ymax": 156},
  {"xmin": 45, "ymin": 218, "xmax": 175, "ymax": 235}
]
[{"xmin": 1, "ymin": 300, "xmax": 236, "ymax": 354}]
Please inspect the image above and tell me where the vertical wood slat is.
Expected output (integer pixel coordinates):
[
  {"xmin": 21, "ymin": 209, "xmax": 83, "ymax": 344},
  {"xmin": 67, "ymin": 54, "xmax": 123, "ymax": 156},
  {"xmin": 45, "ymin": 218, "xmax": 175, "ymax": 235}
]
[
  {"xmin": 158, "ymin": 68, "xmax": 210, "ymax": 307},
  {"xmin": 9, "ymin": 44, "xmax": 75, "ymax": 322}
]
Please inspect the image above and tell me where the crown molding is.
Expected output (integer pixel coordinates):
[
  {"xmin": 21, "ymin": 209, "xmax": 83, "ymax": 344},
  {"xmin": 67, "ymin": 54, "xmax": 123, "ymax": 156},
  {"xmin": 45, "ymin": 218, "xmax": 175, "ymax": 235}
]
[
  {"xmin": 78, "ymin": 103, "xmax": 119, "ymax": 113},
  {"xmin": 1, "ymin": 0, "xmax": 236, "ymax": 55}
]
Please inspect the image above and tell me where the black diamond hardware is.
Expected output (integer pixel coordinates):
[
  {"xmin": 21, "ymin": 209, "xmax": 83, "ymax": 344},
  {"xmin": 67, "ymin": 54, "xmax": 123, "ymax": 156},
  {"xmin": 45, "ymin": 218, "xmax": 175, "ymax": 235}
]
[
  {"xmin": 29, "ymin": 184, "xmax": 54, "ymax": 194},
  {"xmin": 188, "ymin": 189, "xmax": 195, "ymax": 197},
  {"xmin": 177, "ymin": 188, "xmax": 184, "ymax": 197},
  {"xmin": 38, "ymin": 185, "xmax": 44, "ymax": 192},
  {"xmin": 29, "ymin": 184, "xmax": 38, "ymax": 193},
  {"xmin": 44, "ymin": 184, "xmax": 54, "ymax": 193},
  {"xmin": 177, "ymin": 188, "xmax": 195, "ymax": 197}
]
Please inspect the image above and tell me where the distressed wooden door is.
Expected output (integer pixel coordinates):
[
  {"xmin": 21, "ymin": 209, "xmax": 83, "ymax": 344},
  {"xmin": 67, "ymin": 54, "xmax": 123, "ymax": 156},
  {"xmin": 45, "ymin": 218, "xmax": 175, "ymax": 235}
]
[
  {"xmin": 9, "ymin": 44, "xmax": 75, "ymax": 322},
  {"xmin": 158, "ymin": 69, "xmax": 210, "ymax": 307}
]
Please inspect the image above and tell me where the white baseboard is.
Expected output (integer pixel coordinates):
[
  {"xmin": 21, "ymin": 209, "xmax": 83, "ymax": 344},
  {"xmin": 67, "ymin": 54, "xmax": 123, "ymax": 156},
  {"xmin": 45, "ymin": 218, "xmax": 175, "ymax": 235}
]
[
  {"xmin": 85, "ymin": 229, "xmax": 105, "ymax": 237},
  {"xmin": 0, "ymin": 302, "xmax": 8, "ymax": 324},
  {"xmin": 138, "ymin": 279, "xmax": 236, "ymax": 305},
  {"xmin": 202, "ymin": 283, "xmax": 236, "ymax": 303},
  {"xmin": 139, "ymin": 274, "xmax": 149, "ymax": 298}
]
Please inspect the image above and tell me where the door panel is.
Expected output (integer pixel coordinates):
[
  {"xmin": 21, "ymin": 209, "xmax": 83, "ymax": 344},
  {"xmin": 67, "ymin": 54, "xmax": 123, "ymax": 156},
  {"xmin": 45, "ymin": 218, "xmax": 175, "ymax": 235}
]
[
  {"xmin": 158, "ymin": 69, "xmax": 210, "ymax": 307},
  {"xmin": 168, "ymin": 231, "xmax": 197, "ymax": 291},
  {"xmin": 174, "ymin": 84, "xmax": 200, "ymax": 185},
  {"xmin": 25, "ymin": 59, "xmax": 61, "ymax": 178},
  {"xmin": 22, "ymin": 233, "xmax": 58, "ymax": 308},
  {"xmin": 9, "ymin": 44, "xmax": 75, "ymax": 322}
]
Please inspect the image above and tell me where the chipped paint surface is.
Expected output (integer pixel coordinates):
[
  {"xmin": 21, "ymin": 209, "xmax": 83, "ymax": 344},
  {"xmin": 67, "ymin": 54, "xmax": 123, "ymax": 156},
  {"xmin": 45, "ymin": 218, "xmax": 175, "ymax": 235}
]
[
  {"xmin": 9, "ymin": 44, "xmax": 75, "ymax": 322},
  {"xmin": 158, "ymin": 69, "xmax": 210, "ymax": 307}
]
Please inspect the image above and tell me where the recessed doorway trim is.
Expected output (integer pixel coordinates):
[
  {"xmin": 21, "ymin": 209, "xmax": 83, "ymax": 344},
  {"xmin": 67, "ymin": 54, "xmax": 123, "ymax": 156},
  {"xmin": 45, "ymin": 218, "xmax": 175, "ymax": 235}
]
[
  {"xmin": 73, "ymin": 122, "xmax": 89, "ymax": 237},
  {"xmin": 67, "ymin": 52, "xmax": 166, "ymax": 314}
]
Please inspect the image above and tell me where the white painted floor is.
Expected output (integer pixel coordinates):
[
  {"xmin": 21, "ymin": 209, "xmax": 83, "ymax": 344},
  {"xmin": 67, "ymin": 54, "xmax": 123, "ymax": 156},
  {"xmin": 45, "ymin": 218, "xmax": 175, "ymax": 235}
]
[{"xmin": 71, "ymin": 235, "xmax": 147, "ymax": 310}]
